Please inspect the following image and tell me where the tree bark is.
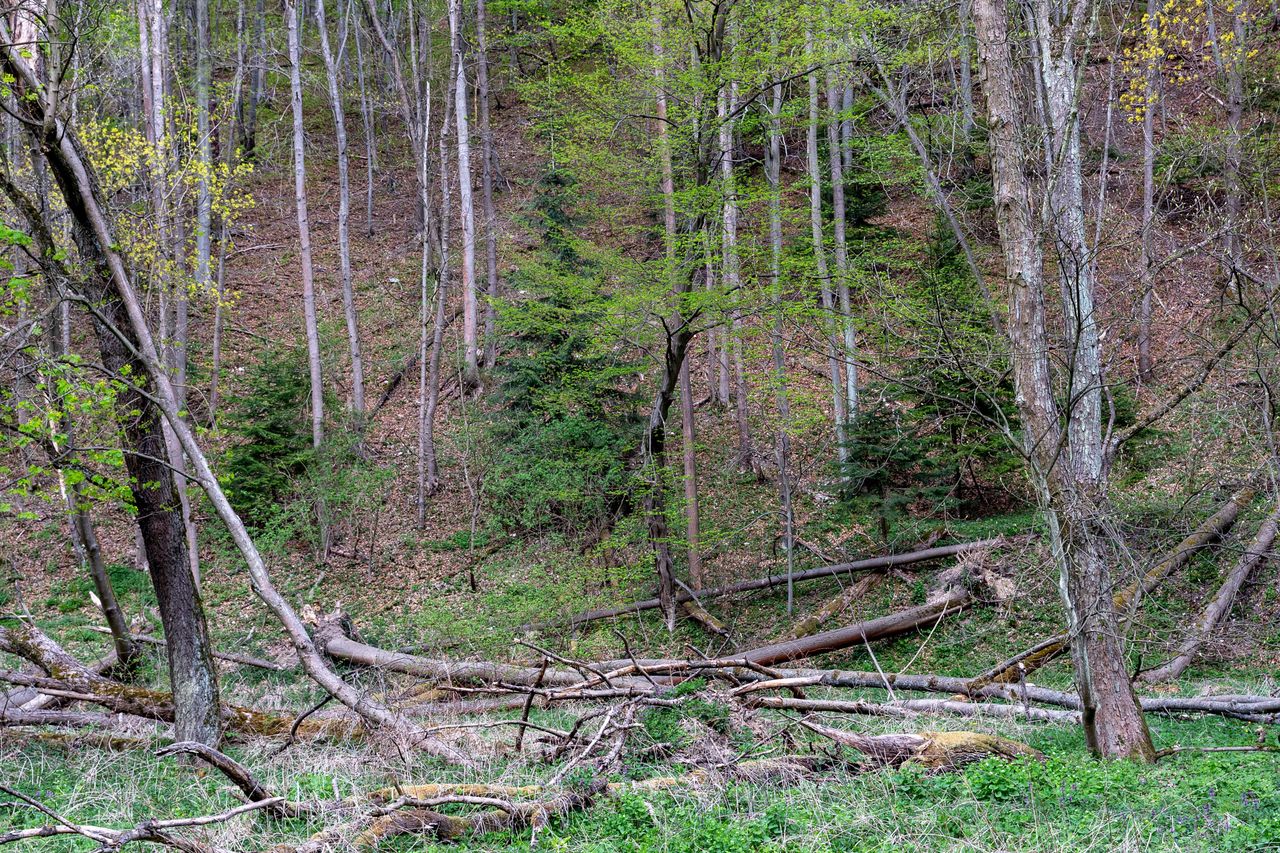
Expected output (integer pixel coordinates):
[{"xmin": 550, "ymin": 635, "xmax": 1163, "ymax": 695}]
[{"xmin": 286, "ymin": 0, "xmax": 326, "ymax": 448}]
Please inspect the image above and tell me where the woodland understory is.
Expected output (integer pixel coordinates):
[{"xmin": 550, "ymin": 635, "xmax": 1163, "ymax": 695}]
[{"xmin": 3, "ymin": 0, "xmax": 1280, "ymax": 849}]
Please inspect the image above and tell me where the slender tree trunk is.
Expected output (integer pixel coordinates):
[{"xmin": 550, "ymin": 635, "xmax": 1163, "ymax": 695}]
[
  {"xmin": 826, "ymin": 66, "xmax": 858, "ymax": 429},
  {"xmin": 286, "ymin": 0, "xmax": 326, "ymax": 448},
  {"xmin": 718, "ymin": 82, "xmax": 754, "ymax": 472},
  {"xmin": 767, "ymin": 62, "xmax": 796, "ymax": 613},
  {"xmin": 353, "ymin": 13, "xmax": 377, "ymax": 237},
  {"xmin": 425, "ymin": 51, "xmax": 456, "ymax": 500},
  {"xmin": 1222, "ymin": 6, "xmax": 1245, "ymax": 295},
  {"xmin": 652, "ymin": 12, "xmax": 701, "ymax": 590},
  {"xmin": 1138, "ymin": 0, "xmax": 1158, "ymax": 381},
  {"xmin": 806, "ymin": 32, "xmax": 848, "ymax": 473},
  {"xmin": 477, "ymin": 0, "xmax": 500, "ymax": 370},
  {"xmin": 449, "ymin": 0, "xmax": 479, "ymax": 388},
  {"xmin": 315, "ymin": 0, "xmax": 367, "ymax": 428},
  {"xmin": 195, "ymin": 0, "xmax": 212, "ymax": 341}
]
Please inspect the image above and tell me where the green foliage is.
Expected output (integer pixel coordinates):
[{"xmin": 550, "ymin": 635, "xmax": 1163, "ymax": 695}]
[
  {"xmin": 217, "ymin": 341, "xmax": 314, "ymax": 527},
  {"xmin": 486, "ymin": 167, "xmax": 641, "ymax": 537},
  {"xmin": 844, "ymin": 218, "xmax": 1021, "ymax": 540}
]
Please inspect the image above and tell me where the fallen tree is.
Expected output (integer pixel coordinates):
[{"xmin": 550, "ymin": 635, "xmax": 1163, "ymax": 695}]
[
  {"xmin": 969, "ymin": 484, "xmax": 1256, "ymax": 688},
  {"xmin": 552, "ymin": 538, "xmax": 1002, "ymax": 629},
  {"xmin": 731, "ymin": 588, "xmax": 969, "ymax": 666},
  {"xmin": 1139, "ymin": 504, "xmax": 1280, "ymax": 683}
]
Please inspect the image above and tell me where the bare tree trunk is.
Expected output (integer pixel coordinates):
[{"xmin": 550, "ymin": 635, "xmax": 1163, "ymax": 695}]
[
  {"xmin": 767, "ymin": 60, "xmax": 796, "ymax": 613},
  {"xmin": 1215, "ymin": 0, "xmax": 1245, "ymax": 293},
  {"xmin": 653, "ymin": 12, "xmax": 701, "ymax": 590},
  {"xmin": 286, "ymin": 0, "xmax": 326, "ymax": 448},
  {"xmin": 352, "ymin": 12, "xmax": 377, "ymax": 237},
  {"xmin": 1137, "ymin": 0, "xmax": 1158, "ymax": 381},
  {"xmin": 477, "ymin": 0, "xmax": 500, "ymax": 371},
  {"xmin": 826, "ymin": 65, "xmax": 858, "ymax": 429},
  {"xmin": 806, "ymin": 32, "xmax": 848, "ymax": 473},
  {"xmin": 315, "ymin": 0, "xmax": 367, "ymax": 428},
  {"xmin": 718, "ymin": 82, "xmax": 754, "ymax": 472},
  {"xmin": 424, "ymin": 51, "xmax": 456, "ymax": 502},
  {"xmin": 449, "ymin": 0, "xmax": 479, "ymax": 388},
  {"xmin": 972, "ymin": 0, "xmax": 1155, "ymax": 761}
]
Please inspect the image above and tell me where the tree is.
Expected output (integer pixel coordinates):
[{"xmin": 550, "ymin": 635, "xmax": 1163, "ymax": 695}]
[
  {"xmin": 314, "ymin": 0, "xmax": 368, "ymax": 428},
  {"xmin": 972, "ymin": 0, "xmax": 1156, "ymax": 760},
  {"xmin": 286, "ymin": 0, "xmax": 326, "ymax": 448}
]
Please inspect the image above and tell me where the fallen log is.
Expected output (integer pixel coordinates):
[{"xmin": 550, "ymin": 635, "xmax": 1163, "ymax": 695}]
[
  {"xmin": 553, "ymin": 538, "xmax": 1002, "ymax": 629},
  {"xmin": 744, "ymin": 695, "xmax": 1080, "ymax": 723},
  {"xmin": 793, "ymin": 717, "xmax": 1041, "ymax": 770},
  {"xmin": 783, "ymin": 574, "xmax": 882, "ymax": 640},
  {"xmin": 970, "ymin": 484, "xmax": 1255, "ymax": 687},
  {"xmin": 731, "ymin": 588, "xmax": 969, "ymax": 667},
  {"xmin": 1140, "ymin": 504, "xmax": 1280, "ymax": 683}
]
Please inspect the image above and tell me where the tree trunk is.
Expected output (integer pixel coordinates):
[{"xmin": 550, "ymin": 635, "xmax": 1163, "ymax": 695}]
[
  {"xmin": 1137, "ymin": 0, "xmax": 1158, "ymax": 381},
  {"xmin": 805, "ymin": 32, "xmax": 848, "ymax": 474},
  {"xmin": 352, "ymin": 14, "xmax": 377, "ymax": 237},
  {"xmin": 315, "ymin": 0, "xmax": 367, "ymax": 428},
  {"xmin": 971, "ymin": 0, "xmax": 1155, "ymax": 760},
  {"xmin": 766, "ymin": 56, "xmax": 796, "ymax": 613},
  {"xmin": 286, "ymin": 0, "xmax": 326, "ymax": 448},
  {"xmin": 826, "ymin": 66, "xmax": 857, "ymax": 428},
  {"xmin": 477, "ymin": 0, "xmax": 500, "ymax": 371},
  {"xmin": 652, "ymin": 13, "xmax": 701, "ymax": 590},
  {"xmin": 449, "ymin": 0, "xmax": 479, "ymax": 388},
  {"xmin": 718, "ymin": 81, "xmax": 755, "ymax": 473}
]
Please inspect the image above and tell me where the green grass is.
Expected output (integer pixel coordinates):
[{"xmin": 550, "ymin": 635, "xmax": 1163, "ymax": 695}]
[{"xmin": 3, "ymin": 709, "xmax": 1278, "ymax": 851}]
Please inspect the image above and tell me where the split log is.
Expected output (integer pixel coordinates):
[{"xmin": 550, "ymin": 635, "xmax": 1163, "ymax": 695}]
[
  {"xmin": 680, "ymin": 598, "xmax": 730, "ymax": 638},
  {"xmin": 1140, "ymin": 505, "xmax": 1280, "ymax": 683},
  {"xmin": 783, "ymin": 574, "xmax": 881, "ymax": 640},
  {"xmin": 553, "ymin": 538, "xmax": 1002, "ymax": 629},
  {"xmin": 970, "ymin": 484, "xmax": 1255, "ymax": 687}
]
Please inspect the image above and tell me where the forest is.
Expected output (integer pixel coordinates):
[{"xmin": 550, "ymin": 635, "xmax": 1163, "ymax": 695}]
[{"xmin": 1, "ymin": 0, "xmax": 1280, "ymax": 848}]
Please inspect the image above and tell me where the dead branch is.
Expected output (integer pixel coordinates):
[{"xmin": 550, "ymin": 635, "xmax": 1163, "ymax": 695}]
[
  {"xmin": 783, "ymin": 574, "xmax": 882, "ymax": 640},
  {"xmin": 743, "ymin": 695, "xmax": 1080, "ymax": 723},
  {"xmin": 0, "ymin": 781, "xmax": 273, "ymax": 851},
  {"xmin": 87, "ymin": 627, "xmax": 290, "ymax": 672}
]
